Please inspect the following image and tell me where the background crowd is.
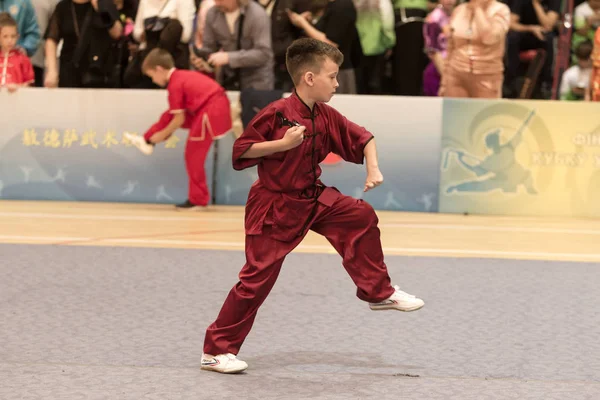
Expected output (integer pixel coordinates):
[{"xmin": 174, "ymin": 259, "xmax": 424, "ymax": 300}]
[{"xmin": 1, "ymin": 0, "xmax": 599, "ymax": 101}]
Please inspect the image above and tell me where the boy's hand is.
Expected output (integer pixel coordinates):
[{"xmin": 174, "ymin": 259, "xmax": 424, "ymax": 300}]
[
  {"xmin": 281, "ymin": 125, "xmax": 306, "ymax": 151},
  {"xmin": 364, "ymin": 168, "xmax": 384, "ymax": 192},
  {"xmin": 7, "ymin": 84, "xmax": 18, "ymax": 93}
]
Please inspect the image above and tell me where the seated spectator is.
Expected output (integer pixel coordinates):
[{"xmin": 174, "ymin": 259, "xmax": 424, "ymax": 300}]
[
  {"xmin": 439, "ymin": 0, "xmax": 510, "ymax": 98},
  {"xmin": 0, "ymin": 0, "xmax": 40, "ymax": 56},
  {"xmin": 45, "ymin": 0, "xmax": 123, "ymax": 88},
  {"xmin": 193, "ymin": 0, "xmax": 274, "ymax": 90},
  {"xmin": 572, "ymin": 0, "xmax": 600, "ymax": 60},
  {"xmin": 287, "ymin": 0, "xmax": 360, "ymax": 94},
  {"xmin": 503, "ymin": 0, "xmax": 560, "ymax": 98},
  {"xmin": 355, "ymin": 0, "xmax": 396, "ymax": 95},
  {"xmin": 422, "ymin": 0, "xmax": 455, "ymax": 96},
  {"xmin": 125, "ymin": 0, "xmax": 196, "ymax": 88},
  {"xmin": 560, "ymin": 40, "xmax": 593, "ymax": 100},
  {"xmin": 0, "ymin": 12, "xmax": 34, "ymax": 92}
]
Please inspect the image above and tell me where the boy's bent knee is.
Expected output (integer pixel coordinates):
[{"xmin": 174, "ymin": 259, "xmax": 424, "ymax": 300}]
[{"xmin": 356, "ymin": 201, "xmax": 379, "ymax": 224}]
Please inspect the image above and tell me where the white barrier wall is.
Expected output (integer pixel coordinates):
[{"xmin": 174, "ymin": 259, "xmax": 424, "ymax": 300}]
[{"xmin": 0, "ymin": 89, "xmax": 443, "ymax": 212}]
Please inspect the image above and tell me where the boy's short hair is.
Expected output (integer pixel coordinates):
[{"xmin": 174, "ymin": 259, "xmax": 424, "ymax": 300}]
[
  {"xmin": 576, "ymin": 40, "xmax": 593, "ymax": 61},
  {"xmin": 285, "ymin": 38, "xmax": 344, "ymax": 85},
  {"xmin": 142, "ymin": 48, "xmax": 175, "ymax": 72},
  {"xmin": 0, "ymin": 12, "xmax": 17, "ymax": 30}
]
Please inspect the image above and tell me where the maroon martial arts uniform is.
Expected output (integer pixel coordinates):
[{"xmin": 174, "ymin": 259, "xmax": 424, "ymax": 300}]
[
  {"xmin": 203, "ymin": 91, "xmax": 396, "ymax": 355},
  {"xmin": 143, "ymin": 69, "xmax": 231, "ymax": 206}
]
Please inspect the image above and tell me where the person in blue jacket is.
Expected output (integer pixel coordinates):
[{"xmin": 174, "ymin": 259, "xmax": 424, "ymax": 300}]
[{"xmin": 0, "ymin": 0, "xmax": 40, "ymax": 56}]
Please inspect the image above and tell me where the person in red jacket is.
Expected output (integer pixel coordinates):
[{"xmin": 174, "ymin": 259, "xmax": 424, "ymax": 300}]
[
  {"xmin": 0, "ymin": 12, "xmax": 34, "ymax": 92},
  {"xmin": 125, "ymin": 48, "xmax": 232, "ymax": 211}
]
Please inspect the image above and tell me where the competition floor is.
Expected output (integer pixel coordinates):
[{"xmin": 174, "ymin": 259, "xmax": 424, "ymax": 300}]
[{"xmin": 1, "ymin": 200, "xmax": 599, "ymax": 399}]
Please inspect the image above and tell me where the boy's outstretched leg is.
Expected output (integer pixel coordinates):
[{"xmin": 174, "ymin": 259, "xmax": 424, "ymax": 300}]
[
  {"xmin": 202, "ymin": 227, "xmax": 303, "ymax": 373},
  {"xmin": 311, "ymin": 194, "xmax": 424, "ymax": 312}
]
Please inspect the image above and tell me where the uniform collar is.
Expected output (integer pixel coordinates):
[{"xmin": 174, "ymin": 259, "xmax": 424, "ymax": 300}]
[{"xmin": 290, "ymin": 90, "xmax": 320, "ymax": 119}]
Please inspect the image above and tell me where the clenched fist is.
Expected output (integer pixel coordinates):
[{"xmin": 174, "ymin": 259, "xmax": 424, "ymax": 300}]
[
  {"xmin": 281, "ymin": 125, "xmax": 306, "ymax": 151},
  {"xmin": 364, "ymin": 168, "xmax": 384, "ymax": 192}
]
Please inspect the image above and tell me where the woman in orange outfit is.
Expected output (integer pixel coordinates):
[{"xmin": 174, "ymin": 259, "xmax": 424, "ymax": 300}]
[{"xmin": 439, "ymin": 0, "xmax": 510, "ymax": 98}]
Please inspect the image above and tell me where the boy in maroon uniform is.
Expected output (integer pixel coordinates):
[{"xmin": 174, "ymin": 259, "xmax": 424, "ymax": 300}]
[
  {"xmin": 126, "ymin": 48, "xmax": 231, "ymax": 210},
  {"xmin": 201, "ymin": 38, "xmax": 424, "ymax": 374}
]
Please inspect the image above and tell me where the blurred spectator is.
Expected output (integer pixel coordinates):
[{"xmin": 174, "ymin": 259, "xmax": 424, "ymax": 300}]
[
  {"xmin": 257, "ymin": 0, "xmax": 310, "ymax": 91},
  {"xmin": 30, "ymin": 0, "xmax": 60, "ymax": 86},
  {"xmin": 194, "ymin": 0, "xmax": 274, "ymax": 90},
  {"xmin": 0, "ymin": 12, "xmax": 34, "ymax": 91},
  {"xmin": 287, "ymin": 0, "xmax": 360, "ymax": 94},
  {"xmin": 503, "ymin": 0, "xmax": 560, "ymax": 98},
  {"xmin": 124, "ymin": 0, "xmax": 196, "ymax": 88},
  {"xmin": 439, "ymin": 0, "xmax": 510, "ymax": 98},
  {"xmin": 560, "ymin": 40, "xmax": 592, "ymax": 100},
  {"xmin": 114, "ymin": 0, "xmax": 138, "ymax": 87},
  {"xmin": 0, "ymin": 0, "xmax": 40, "ymax": 56},
  {"xmin": 572, "ymin": 0, "xmax": 600, "ymax": 59},
  {"xmin": 191, "ymin": 0, "xmax": 211, "ymax": 48},
  {"xmin": 391, "ymin": 0, "xmax": 436, "ymax": 96},
  {"xmin": 422, "ymin": 0, "xmax": 455, "ymax": 96},
  {"xmin": 587, "ymin": 26, "xmax": 600, "ymax": 100},
  {"xmin": 189, "ymin": 0, "xmax": 214, "ymax": 77},
  {"xmin": 44, "ymin": 0, "xmax": 123, "ymax": 88},
  {"xmin": 354, "ymin": 0, "xmax": 396, "ymax": 95}
]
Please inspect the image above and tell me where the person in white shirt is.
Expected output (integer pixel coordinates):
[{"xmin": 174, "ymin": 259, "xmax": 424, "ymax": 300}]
[
  {"xmin": 560, "ymin": 40, "xmax": 593, "ymax": 101},
  {"xmin": 572, "ymin": 0, "xmax": 600, "ymax": 58},
  {"xmin": 125, "ymin": 0, "xmax": 196, "ymax": 87}
]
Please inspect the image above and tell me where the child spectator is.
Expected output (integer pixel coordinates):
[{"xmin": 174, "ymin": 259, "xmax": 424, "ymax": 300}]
[{"xmin": 0, "ymin": 12, "xmax": 34, "ymax": 92}]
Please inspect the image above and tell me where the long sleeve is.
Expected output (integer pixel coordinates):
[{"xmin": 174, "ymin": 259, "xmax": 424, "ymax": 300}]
[
  {"xmin": 380, "ymin": 0, "xmax": 396, "ymax": 49},
  {"xmin": 97, "ymin": 0, "xmax": 120, "ymax": 27},
  {"xmin": 228, "ymin": 8, "xmax": 272, "ymax": 69},
  {"xmin": 424, "ymin": 11, "xmax": 443, "ymax": 54},
  {"xmin": 327, "ymin": 107, "xmax": 373, "ymax": 165},
  {"xmin": 232, "ymin": 105, "xmax": 276, "ymax": 170},
  {"xmin": 176, "ymin": 0, "xmax": 196, "ymax": 43},
  {"xmin": 194, "ymin": 7, "xmax": 218, "ymax": 57},
  {"xmin": 133, "ymin": 0, "xmax": 144, "ymax": 42},
  {"xmin": 20, "ymin": 0, "xmax": 41, "ymax": 56},
  {"xmin": 21, "ymin": 55, "xmax": 35, "ymax": 84},
  {"xmin": 473, "ymin": 3, "xmax": 510, "ymax": 46},
  {"xmin": 439, "ymin": 9, "xmax": 456, "ymax": 93},
  {"xmin": 194, "ymin": 0, "xmax": 213, "ymax": 47}
]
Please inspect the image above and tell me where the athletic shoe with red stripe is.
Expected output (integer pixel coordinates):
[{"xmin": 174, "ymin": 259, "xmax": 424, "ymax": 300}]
[
  {"xmin": 201, "ymin": 353, "xmax": 248, "ymax": 374},
  {"xmin": 369, "ymin": 285, "xmax": 424, "ymax": 312}
]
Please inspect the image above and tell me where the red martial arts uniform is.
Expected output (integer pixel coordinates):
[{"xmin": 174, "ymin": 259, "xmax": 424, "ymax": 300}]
[
  {"xmin": 144, "ymin": 69, "xmax": 232, "ymax": 206},
  {"xmin": 203, "ymin": 91, "xmax": 396, "ymax": 356}
]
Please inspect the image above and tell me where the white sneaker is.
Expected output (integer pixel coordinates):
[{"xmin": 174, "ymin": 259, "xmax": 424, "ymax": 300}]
[
  {"xmin": 369, "ymin": 285, "xmax": 424, "ymax": 312},
  {"xmin": 124, "ymin": 132, "xmax": 154, "ymax": 155},
  {"xmin": 201, "ymin": 353, "xmax": 248, "ymax": 374}
]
